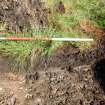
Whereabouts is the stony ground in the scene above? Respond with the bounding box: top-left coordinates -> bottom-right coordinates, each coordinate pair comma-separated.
0,60 -> 105,105
0,44 -> 105,105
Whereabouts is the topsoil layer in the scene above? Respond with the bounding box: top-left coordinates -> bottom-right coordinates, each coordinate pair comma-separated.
40,44 -> 105,69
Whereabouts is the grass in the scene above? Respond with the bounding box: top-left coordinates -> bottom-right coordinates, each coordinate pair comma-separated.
0,29 -> 63,71
0,0 -> 105,71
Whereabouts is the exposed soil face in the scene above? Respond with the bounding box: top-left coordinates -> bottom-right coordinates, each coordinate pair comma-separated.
46,44 -> 105,69
1,1 -> 105,104
79,20 -> 105,49
0,0 -> 49,32
0,44 -> 105,105
24,66 -> 105,105
0,73 -> 25,105
0,56 -> 10,72
0,66 -> 105,105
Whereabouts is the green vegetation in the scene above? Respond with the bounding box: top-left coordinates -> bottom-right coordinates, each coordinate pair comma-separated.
0,0 -> 105,70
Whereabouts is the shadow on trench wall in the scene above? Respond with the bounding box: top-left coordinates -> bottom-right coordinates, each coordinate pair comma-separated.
92,58 -> 105,93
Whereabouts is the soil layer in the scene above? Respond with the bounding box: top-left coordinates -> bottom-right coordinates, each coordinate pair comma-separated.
0,44 -> 105,105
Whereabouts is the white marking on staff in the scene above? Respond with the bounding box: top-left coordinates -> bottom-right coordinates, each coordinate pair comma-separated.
0,37 -> 6,40
51,38 -> 93,42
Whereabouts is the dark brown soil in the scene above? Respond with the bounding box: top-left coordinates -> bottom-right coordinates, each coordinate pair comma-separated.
24,66 -> 105,105
0,44 -> 105,105
0,65 -> 105,105
0,0 -> 49,33
1,1 -> 105,104
44,44 -> 105,69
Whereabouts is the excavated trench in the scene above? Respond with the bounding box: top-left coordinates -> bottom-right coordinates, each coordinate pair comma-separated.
0,44 -> 105,105
22,47 -> 105,105
1,1 -> 105,104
